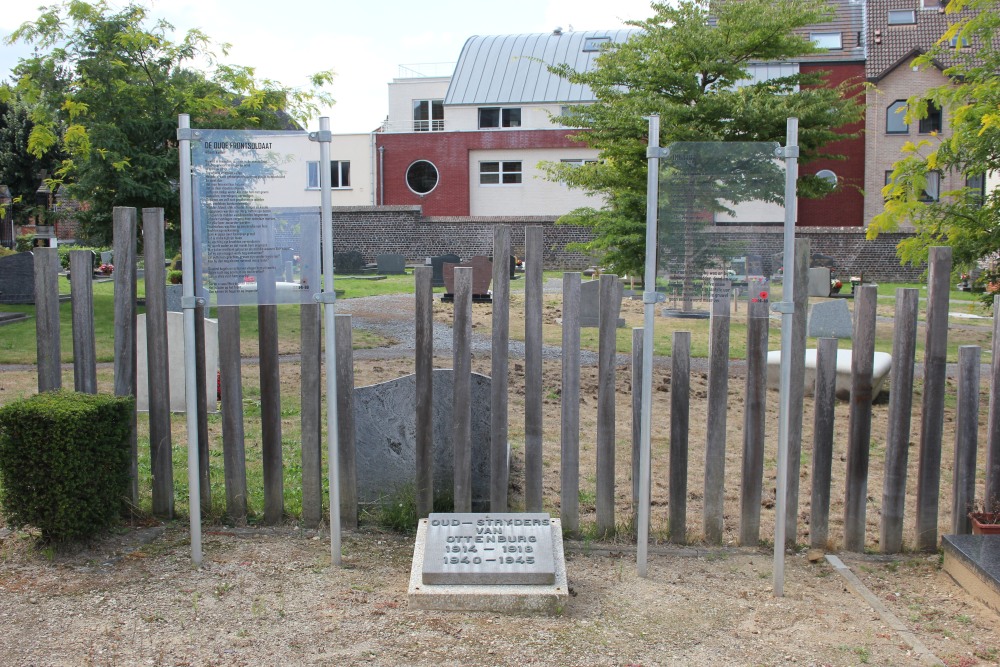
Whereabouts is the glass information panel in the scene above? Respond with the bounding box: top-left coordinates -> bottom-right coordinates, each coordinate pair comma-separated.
192,130 -> 321,306
657,142 -> 784,316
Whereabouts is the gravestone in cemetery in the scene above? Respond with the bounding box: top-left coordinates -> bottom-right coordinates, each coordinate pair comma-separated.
808,299 -> 853,339
376,253 -> 407,275
430,254 -> 461,287
408,512 -> 568,613
100,250 -> 113,266
580,279 -> 625,328
354,369 -> 495,509
334,250 -> 366,275
137,312 -> 220,412
442,256 -> 492,302
0,252 -> 35,304
808,267 -> 832,297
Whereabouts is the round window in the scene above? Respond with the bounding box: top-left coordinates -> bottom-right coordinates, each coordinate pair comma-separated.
406,160 -> 439,195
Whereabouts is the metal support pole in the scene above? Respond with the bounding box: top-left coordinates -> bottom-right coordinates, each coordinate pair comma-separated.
177,114 -> 202,565
772,118 -> 799,596
637,114 -> 660,576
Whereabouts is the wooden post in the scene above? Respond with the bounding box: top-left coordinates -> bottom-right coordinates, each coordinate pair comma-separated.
524,226 -> 544,512
669,331 -> 691,544
739,279 -> 769,546
881,289 -> 919,553
259,303 -> 283,524
810,337 -> 838,550
843,284 -> 877,551
704,280 -> 731,544
596,274 -> 623,537
34,248 -> 61,392
952,346 -> 981,535
142,208 -> 173,518
336,314 -> 358,529
916,246 -> 951,551
784,238 -> 809,546
112,208 -> 138,503
195,304 -> 211,510
491,226 -> 511,511
218,306 -> 247,521
414,265 -> 434,518
986,295 -> 1000,505
69,250 -> 97,393
300,303 -> 323,528
632,327 -> 643,517
453,267 -> 473,512
560,272 -> 581,534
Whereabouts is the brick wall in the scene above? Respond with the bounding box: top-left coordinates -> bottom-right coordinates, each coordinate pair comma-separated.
333,207 -> 926,280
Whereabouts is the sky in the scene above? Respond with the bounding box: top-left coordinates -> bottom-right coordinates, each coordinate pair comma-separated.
0,0 -> 658,134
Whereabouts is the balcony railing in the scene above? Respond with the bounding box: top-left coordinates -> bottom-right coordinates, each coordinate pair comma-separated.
397,62 -> 455,78
378,119 -> 449,133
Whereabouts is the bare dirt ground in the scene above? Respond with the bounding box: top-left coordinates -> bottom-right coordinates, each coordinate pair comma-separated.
1,289 -> 998,666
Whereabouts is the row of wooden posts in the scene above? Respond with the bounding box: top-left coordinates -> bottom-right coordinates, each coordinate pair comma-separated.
32,207 -> 1000,551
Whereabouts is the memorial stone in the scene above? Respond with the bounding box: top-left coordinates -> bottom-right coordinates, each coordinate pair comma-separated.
808,267 -> 832,297
421,513 -> 556,585
137,312 -> 220,412
430,254 -> 461,287
580,279 -> 625,328
442,256 -> 492,302
100,250 -> 113,266
376,253 -> 407,275
0,252 -> 35,304
808,300 -> 853,339
334,250 -> 366,275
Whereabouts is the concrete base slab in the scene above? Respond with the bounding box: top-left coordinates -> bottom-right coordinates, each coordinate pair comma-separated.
408,518 -> 569,614
766,348 -> 892,401
942,534 -> 1000,614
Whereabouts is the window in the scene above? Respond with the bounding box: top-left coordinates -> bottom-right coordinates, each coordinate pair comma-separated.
479,161 -> 522,185
886,100 -> 908,134
888,9 -> 916,25
966,173 -> 985,205
406,160 -> 438,195
810,32 -> 843,49
413,99 -> 444,131
479,107 -> 521,129
920,171 -> 942,202
918,102 -> 942,134
583,36 -> 611,52
307,160 -> 351,189
949,34 -> 970,48
560,158 -> 598,167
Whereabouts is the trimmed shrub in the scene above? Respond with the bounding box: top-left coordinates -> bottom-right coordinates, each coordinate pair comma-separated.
0,391 -> 134,542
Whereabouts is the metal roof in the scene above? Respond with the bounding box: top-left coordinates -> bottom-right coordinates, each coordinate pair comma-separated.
444,29 -> 639,106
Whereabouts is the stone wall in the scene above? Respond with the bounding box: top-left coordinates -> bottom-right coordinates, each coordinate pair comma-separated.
331,207 -> 925,280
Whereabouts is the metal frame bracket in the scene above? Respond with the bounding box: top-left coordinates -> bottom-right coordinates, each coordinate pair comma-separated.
771,300 -> 795,314
777,145 -> 800,159
314,291 -> 337,304
181,296 -> 206,309
309,130 -> 333,143
647,146 -> 670,159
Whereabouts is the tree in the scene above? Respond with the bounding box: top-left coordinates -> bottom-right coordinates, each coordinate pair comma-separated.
868,0 -> 1000,301
545,0 -> 865,277
0,95 -> 65,226
2,1 -> 333,246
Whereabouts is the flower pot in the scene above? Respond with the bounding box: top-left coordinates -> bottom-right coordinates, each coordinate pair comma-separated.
970,513 -> 1000,535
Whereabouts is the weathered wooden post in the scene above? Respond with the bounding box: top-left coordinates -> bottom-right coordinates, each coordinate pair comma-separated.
218,306 -> 247,521
34,248 -> 62,392
194,306 -> 211,510
987,295 -> 1000,505
916,246 -> 951,550
414,265 -> 433,518
336,314 -> 358,529
597,274 -> 623,537
881,288 -> 919,553
843,284 -> 877,551
704,280 -> 731,544
142,208 -> 173,518
632,328 -> 643,519
524,226 -> 544,511
491,226 -> 511,511
259,297 -> 283,525
739,278 -> 769,546
69,250 -> 97,393
810,337 -> 838,550
112,207 -> 138,503
453,267 -> 473,512
952,345 -> 981,535
783,238 -> 809,546
669,331 -> 691,544
300,302 -> 323,528
561,272 -> 582,534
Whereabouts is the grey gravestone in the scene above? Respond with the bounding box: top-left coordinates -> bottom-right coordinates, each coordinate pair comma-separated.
334,250 -> 366,275
807,299 -> 853,339
354,369 -> 493,509
811,252 -> 836,269
808,267 -> 832,297
421,513 -> 556,585
0,252 -> 35,304
165,283 -> 183,312
442,256 -> 492,301
376,253 -> 407,275
746,254 -> 765,279
100,250 -> 113,266
580,279 -> 624,328
430,254 -> 461,287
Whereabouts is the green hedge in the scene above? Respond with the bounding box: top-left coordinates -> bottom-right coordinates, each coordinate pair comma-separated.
0,391 -> 134,541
